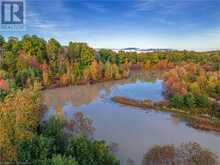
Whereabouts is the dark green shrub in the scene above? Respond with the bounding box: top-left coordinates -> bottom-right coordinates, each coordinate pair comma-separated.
15,68 -> 41,87
170,95 -> 185,108
17,134 -> 55,163
184,92 -> 196,108
66,136 -> 119,165
50,154 -> 78,165
40,117 -> 67,154
17,116 -> 119,165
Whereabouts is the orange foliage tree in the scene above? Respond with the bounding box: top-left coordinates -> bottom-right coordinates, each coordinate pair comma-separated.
90,60 -> 98,81
41,63 -> 50,86
0,83 -> 43,161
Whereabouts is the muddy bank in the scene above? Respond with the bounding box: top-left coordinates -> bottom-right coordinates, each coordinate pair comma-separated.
112,96 -> 153,108
111,96 -> 220,133
174,114 -> 220,133
111,96 -> 169,109
188,120 -> 220,133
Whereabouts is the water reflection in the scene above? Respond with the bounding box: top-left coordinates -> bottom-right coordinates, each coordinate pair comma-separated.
65,112 -> 96,138
42,84 -> 102,107
42,71 -> 162,107
170,114 -> 181,127
127,158 -> 135,165
42,71 -> 220,165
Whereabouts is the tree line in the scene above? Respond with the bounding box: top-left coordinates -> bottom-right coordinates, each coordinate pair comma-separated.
0,34 -> 220,164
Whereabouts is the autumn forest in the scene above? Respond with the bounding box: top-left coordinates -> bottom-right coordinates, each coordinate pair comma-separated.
0,35 -> 220,164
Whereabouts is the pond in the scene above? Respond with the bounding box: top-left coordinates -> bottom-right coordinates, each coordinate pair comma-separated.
42,71 -> 220,165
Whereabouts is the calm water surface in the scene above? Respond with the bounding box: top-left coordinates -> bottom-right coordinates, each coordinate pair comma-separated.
42,72 -> 220,165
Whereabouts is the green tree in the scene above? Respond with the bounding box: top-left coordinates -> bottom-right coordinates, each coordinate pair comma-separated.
1,51 -> 17,76
196,93 -> 209,108
117,51 -> 126,64
184,92 -> 195,108
99,49 -> 113,63
80,46 -> 95,67
40,116 -> 67,154
216,84 -> 220,96
68,42 -> 82,63
15,68 -> 41,87
68,42 -> 95,67
17,134 -> 55,163
22,35 -> 47,63
170,95 -> 185,108
47,38 -> 61,61
3,36 -> 21,55
190,82 -> 201,96
51,154 -> 78,165
47,38 -> 61,74
0,35 -> 5,47
66,136 -> 119,165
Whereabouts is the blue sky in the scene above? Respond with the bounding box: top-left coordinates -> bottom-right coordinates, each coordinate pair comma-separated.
1,0 -> 220,50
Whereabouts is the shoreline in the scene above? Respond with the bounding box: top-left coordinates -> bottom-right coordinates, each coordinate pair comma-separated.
41,69 -> 220,134
111,96 -> 220,133
41,69 -> 163,91
41,75 -> 130,90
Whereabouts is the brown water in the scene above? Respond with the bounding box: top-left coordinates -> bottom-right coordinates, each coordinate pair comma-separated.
42,72 -> 220,165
